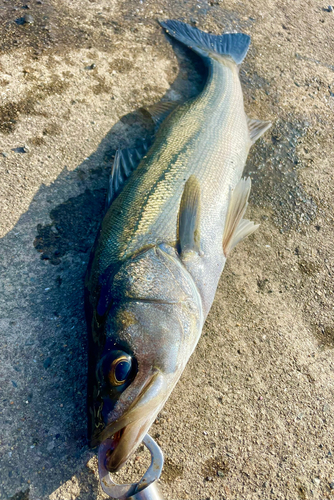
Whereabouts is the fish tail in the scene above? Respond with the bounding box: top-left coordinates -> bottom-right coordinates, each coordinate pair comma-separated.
160,20 -> 250,65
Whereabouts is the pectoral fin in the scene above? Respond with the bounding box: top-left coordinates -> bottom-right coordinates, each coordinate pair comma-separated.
223,177 -> 259,256
247,117 -> 271,144
179,175 -> 201,256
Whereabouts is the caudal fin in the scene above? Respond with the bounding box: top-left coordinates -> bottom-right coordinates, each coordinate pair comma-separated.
160,20 -> 250,65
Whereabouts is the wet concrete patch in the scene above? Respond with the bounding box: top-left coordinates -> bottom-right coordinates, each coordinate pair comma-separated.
201,455 -> 229,480
0,76 -> 68,134
0,1 -> 113,57
0,0 -> 253,137
0,0 -> 252,61
161,458 -> 184,483
313,323 -> 334,349
245,119 -> 317,232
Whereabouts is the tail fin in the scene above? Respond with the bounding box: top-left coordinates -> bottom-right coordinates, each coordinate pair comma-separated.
160,20 -> 250,65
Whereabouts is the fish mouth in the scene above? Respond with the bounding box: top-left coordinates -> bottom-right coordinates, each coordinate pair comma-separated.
97,372 -> 166,472
99,414 -> 155,472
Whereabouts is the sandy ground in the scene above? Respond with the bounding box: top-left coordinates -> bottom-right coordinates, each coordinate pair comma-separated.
0,0 -> 334,499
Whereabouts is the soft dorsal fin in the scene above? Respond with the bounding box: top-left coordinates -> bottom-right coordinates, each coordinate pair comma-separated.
222,177 -> 259,256
247,117 -> 272,144
179,175 -> 201,256
143,101 -> 178,128
106,141 -> 151,209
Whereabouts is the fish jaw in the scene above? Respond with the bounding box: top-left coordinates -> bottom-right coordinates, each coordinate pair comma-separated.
96,371 -> 172,472
101,409 -> 160,472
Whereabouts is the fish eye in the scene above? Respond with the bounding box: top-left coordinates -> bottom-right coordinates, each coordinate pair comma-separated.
108,354 -> 132,386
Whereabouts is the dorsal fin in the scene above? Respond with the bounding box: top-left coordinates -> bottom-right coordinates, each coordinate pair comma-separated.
247,117 -> 271,144
106,140 -> 151,209
179,175 -> 201,256
222,177 -> 259,256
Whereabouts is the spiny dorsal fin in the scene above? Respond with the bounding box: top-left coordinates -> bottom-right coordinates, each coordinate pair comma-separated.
222,177 -> 259,256
143,101 -> 178,128
247,116 -> 272,144
179,175 -> 201,256
106,140 -> 151,209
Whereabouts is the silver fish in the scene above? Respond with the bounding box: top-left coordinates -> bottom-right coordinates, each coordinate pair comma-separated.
85,20 -> 271,472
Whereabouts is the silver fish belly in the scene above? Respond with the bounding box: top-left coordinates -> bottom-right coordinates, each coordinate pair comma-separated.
85,19 -> 271,472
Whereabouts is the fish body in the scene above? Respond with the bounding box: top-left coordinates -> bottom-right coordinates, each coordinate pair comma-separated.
85,20 -> 271,472
93,59 -> 246,314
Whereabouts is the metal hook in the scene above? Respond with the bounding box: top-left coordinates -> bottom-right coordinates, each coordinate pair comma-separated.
98,434 -> 164,499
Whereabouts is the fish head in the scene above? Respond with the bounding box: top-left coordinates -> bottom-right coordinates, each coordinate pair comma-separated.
87,245 -> 203,472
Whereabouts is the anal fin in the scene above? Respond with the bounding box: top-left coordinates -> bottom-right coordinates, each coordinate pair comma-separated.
223,177 -> 259,256
179,175 -> 201,256
247,116 -> 271,144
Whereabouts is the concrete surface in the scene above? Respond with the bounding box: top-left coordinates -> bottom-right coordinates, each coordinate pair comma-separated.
0,0 -> 334,499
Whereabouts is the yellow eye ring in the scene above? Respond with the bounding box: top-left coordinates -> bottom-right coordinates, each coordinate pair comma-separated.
108,355 -> 131,386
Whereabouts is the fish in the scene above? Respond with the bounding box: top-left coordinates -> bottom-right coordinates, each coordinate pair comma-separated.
84,19 -> 271,473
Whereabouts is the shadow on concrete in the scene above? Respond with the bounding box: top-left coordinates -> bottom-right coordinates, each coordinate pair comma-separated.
0,42 -> 205,500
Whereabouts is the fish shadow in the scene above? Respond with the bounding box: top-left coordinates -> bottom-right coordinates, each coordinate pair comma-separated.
0,43 -> 205,499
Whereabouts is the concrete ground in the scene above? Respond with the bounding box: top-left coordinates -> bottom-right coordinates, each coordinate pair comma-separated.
0,0 -> 334,499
